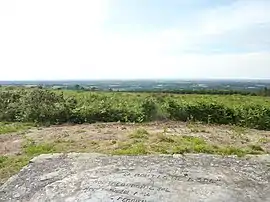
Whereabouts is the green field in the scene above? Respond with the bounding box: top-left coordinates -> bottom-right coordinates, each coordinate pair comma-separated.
1,89 -> 270,130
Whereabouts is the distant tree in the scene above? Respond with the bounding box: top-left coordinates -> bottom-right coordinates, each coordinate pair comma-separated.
265,87 -> 270,96
74,84 -> 81,90
6,86 -> 16,90
73,84 -> 86,90
90,87 -> 97,91
257,87 -> 270,96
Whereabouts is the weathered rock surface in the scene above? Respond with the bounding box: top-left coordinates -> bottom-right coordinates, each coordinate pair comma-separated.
1,153 -> 270,202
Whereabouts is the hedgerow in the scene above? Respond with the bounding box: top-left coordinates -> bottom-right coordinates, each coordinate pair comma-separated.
1,89 -> 270,130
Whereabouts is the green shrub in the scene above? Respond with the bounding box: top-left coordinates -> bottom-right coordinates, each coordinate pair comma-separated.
0,90 -> 23,121
0,89 -> 270,130
17,90 -> 74,124
141,98 -> 158,121
166,100 -> 189,121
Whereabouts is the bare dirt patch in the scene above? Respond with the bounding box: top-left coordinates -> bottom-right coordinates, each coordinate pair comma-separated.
1,122 -> 270,185
0,134 -> 24,156
1,122 -> 270,157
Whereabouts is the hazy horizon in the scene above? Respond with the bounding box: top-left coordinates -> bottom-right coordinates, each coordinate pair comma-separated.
1,0 -> 270,80
1,78 -> 270,82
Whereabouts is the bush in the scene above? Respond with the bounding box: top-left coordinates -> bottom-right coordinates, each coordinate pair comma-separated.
16,90 -> 75,124
0,89 -> 270,130
0,89 -> 75,124
166,99 -> 189,121
0,90 -> 23,121
141,98 -> 158,121
185,102 -> 237,124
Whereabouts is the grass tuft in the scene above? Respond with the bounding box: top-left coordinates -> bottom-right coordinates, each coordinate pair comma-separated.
155,133 -> 175,143
248,144 -> 264,152
0,156 -> 31,185
0,122 -> 34,135
24,144 -> 56,156
113,142 -> 148,155
129,128 -> 149,139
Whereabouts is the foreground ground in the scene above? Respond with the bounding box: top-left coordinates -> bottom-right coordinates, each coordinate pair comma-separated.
1,153 -> 270,201
0,121 -> 270,184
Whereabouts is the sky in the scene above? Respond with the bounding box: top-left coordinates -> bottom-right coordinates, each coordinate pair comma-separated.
0,0 -> 269,80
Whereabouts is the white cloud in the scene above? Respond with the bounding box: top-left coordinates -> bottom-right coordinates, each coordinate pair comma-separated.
156,0 -> 270,53
0,0 -> 17,17
200,0 -> 270,35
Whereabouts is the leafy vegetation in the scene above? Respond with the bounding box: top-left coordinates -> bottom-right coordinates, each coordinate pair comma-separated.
1,89 -> 270,130
122,89 -> 259,96
0,89 -> 270,129
0,122 -> 34,134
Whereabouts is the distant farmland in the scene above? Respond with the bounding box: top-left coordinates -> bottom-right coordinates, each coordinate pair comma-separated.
1,79 -> 270,92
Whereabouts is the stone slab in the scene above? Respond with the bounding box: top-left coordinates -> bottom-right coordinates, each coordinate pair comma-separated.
1,153 -> 270,202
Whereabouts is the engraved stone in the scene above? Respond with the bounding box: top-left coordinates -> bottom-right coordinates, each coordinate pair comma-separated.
0,153 -> 270,202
